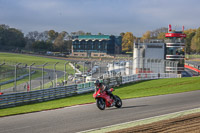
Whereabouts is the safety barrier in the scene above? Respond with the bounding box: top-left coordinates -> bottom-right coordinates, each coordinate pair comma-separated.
0,73 -> 178,109
185,64 -> 200,73
77,82 -> 95,94
0,85 -> 77,108
121,73 -> 177,84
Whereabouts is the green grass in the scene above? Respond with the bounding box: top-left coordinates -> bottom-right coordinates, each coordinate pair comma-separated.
0,65 -> 14,73
0,65 -> 29,83
0,52 -> 80,89
0,70 -> 43,90
186,54 -> 200,59
0,77 -> 200,117
34,75 -> 66,90
114,77 -> 200,99
0,52 -> 74,73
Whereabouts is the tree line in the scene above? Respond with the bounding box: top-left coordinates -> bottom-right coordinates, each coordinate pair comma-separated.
0,24 -> 200,54
121,27 -> 200,54
121,27 -> 168,53
0,24 -> 93,53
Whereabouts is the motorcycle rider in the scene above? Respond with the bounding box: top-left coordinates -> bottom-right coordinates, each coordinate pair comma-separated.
94,80 -> 115,102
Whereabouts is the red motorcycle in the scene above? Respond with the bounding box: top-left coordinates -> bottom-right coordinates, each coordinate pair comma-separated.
93,88 -> 122,110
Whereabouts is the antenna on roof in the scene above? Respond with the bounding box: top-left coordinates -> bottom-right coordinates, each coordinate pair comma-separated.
168,24 -> 172,32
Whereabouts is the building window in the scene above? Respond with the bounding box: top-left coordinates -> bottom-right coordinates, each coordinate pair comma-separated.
166,47 -> 185,55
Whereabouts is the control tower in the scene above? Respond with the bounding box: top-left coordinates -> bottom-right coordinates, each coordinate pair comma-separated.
165,24 -> 186,73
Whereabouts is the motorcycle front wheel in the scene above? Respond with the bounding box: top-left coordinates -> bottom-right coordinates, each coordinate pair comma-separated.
114,95 -> 122,108
96,98 -> 105,110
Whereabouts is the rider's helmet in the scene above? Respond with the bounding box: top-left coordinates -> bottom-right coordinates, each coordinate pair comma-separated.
95,80 -> 100,86
95,80 -> 102,87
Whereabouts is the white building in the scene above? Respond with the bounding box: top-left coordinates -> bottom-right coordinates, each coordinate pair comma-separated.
133,41 -> 165,74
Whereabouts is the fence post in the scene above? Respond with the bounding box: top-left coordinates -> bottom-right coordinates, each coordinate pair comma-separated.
42,63 -> 48,89
54,62 -> 59,87
64,62 -> 68,86
0,63 -> 5,92
29,63 -> 35,91
14,63 -> 21,92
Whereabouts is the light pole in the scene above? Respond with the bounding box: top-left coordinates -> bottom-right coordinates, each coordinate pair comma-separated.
54,62 -> 59,87
14,63 -> 21,92
42,63 -> 48,89
29,63 -> 35,91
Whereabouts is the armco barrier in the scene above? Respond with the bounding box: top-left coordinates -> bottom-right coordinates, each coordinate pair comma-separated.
103,76 -> 122,87
77,82 -> 95,94
0,85 -> 77,109
0,73 -> 178,109
121,73 -> 177,84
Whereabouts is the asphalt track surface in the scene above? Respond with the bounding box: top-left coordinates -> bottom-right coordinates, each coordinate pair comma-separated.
0,90 -> 200,133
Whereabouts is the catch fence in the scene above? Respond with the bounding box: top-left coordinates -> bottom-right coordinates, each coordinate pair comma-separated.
0,73 -> 178,109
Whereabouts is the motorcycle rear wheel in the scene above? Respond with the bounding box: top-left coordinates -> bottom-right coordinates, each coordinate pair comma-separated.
115,95 -> 122,108
96,98 -> 105,110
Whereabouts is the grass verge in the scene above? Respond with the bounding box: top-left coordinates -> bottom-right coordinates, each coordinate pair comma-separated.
0,77 -> 200,117
1,70 -> 43,90
0,52 -> 74,73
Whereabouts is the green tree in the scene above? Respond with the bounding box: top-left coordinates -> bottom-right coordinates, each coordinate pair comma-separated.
191,27 -> 200,53
151,27 -> 168,39
120,32 -> 125,38
48,30 -> 58,42
32,41 -> 53,51
122,32 -> 135,53
141,31 -> 151,41
157,32 -> 166,40
86,32 -> 92,35
184,29 -> 196,54
64,40 -> 72,54
98,32 -> 104,35
0,24 -> 25,50
53,31 -> 67,51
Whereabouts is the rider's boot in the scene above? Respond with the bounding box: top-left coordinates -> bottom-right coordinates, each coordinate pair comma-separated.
110,96 -> 116,106
111,101 -> 115,106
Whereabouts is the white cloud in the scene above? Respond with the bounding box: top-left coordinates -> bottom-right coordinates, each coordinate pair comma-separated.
0,0 -> 200,36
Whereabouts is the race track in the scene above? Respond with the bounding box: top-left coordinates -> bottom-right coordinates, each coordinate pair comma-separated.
0,90 -> 200,133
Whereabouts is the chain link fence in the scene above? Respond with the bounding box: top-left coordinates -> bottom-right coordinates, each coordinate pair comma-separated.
0,58 -> 179,94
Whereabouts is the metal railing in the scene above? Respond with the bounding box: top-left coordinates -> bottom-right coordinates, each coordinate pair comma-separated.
0,85 -> 78,109
0,58 -> 180,109
0,72 -> 178,109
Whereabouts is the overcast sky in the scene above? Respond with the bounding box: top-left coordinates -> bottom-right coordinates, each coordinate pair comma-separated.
0,0 -> 199,36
